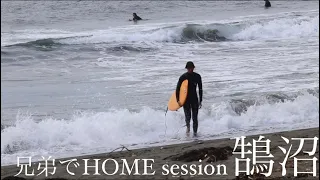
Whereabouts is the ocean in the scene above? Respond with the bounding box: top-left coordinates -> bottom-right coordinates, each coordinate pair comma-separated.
1,1 -> 319,165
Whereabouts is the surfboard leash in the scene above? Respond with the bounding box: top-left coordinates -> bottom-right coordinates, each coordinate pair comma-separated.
163,107 -> 168,137
163,107 -> 188,138
165,106 -> 168,117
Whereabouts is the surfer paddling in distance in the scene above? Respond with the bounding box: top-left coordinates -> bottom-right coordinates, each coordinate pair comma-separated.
176,61 -> 203,137
129,13 -> 142,22
265,0 -> 271,8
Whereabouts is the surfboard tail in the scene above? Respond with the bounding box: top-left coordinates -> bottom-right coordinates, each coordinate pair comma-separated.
167,80 -> 188,111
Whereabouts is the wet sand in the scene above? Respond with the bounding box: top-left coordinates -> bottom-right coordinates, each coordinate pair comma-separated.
1,127 -> 319,180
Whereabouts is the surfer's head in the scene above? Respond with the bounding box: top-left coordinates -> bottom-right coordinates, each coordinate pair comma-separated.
133,13 -> 137,17
185,61 -> 195,72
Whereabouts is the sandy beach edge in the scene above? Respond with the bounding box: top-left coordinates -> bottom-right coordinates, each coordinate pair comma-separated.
1,127 -> 319,180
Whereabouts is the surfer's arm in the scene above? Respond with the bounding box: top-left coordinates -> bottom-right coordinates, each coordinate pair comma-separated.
198,74 -> 203,103
176,76 -> 183,103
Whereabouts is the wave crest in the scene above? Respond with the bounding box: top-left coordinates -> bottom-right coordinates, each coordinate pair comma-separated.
3,12 -> 318,48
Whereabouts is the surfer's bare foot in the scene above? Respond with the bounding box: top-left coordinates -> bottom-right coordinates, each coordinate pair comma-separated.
193,132 -> 197,137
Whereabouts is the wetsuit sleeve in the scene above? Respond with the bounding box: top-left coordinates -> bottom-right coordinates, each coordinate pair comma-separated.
198,74 -> 203,103
176,76 -> 184,103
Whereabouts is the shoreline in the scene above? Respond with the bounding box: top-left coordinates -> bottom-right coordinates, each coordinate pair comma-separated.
2,125 -> 317,167
1,127 -> 319,179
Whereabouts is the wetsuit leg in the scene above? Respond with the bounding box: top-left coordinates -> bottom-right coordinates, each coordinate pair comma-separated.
183,103 -> 191,129
191,102 -> 199,133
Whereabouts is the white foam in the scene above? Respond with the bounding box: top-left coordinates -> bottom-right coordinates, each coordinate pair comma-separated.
231,15 -> 319,40
1,93 -> 318,165
1,29 -> 89,46
58,14 -> 319,44
2,11 -> 318,47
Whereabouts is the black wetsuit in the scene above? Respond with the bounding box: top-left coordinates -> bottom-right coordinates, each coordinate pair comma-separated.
133,15 -> 142,21
265,0 -> 271,8
176,72 -> 203,133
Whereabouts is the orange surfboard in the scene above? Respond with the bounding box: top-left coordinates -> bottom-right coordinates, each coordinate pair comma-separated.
168,80 -> 188,111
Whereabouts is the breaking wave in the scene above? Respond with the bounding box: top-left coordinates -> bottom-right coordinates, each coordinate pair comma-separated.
1,91 -> 319,165
2,12 -> 318,49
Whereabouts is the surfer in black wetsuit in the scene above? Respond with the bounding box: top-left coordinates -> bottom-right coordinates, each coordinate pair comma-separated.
131,13 -> 142,21
176,61 -> 203,137
265,0 -> 271,8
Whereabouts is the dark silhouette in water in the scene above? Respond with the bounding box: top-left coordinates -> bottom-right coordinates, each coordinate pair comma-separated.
130,13 -> 142,22
265,0 -> 271,8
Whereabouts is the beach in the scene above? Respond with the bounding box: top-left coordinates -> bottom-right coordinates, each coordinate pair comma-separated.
1,127 -> 318,180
